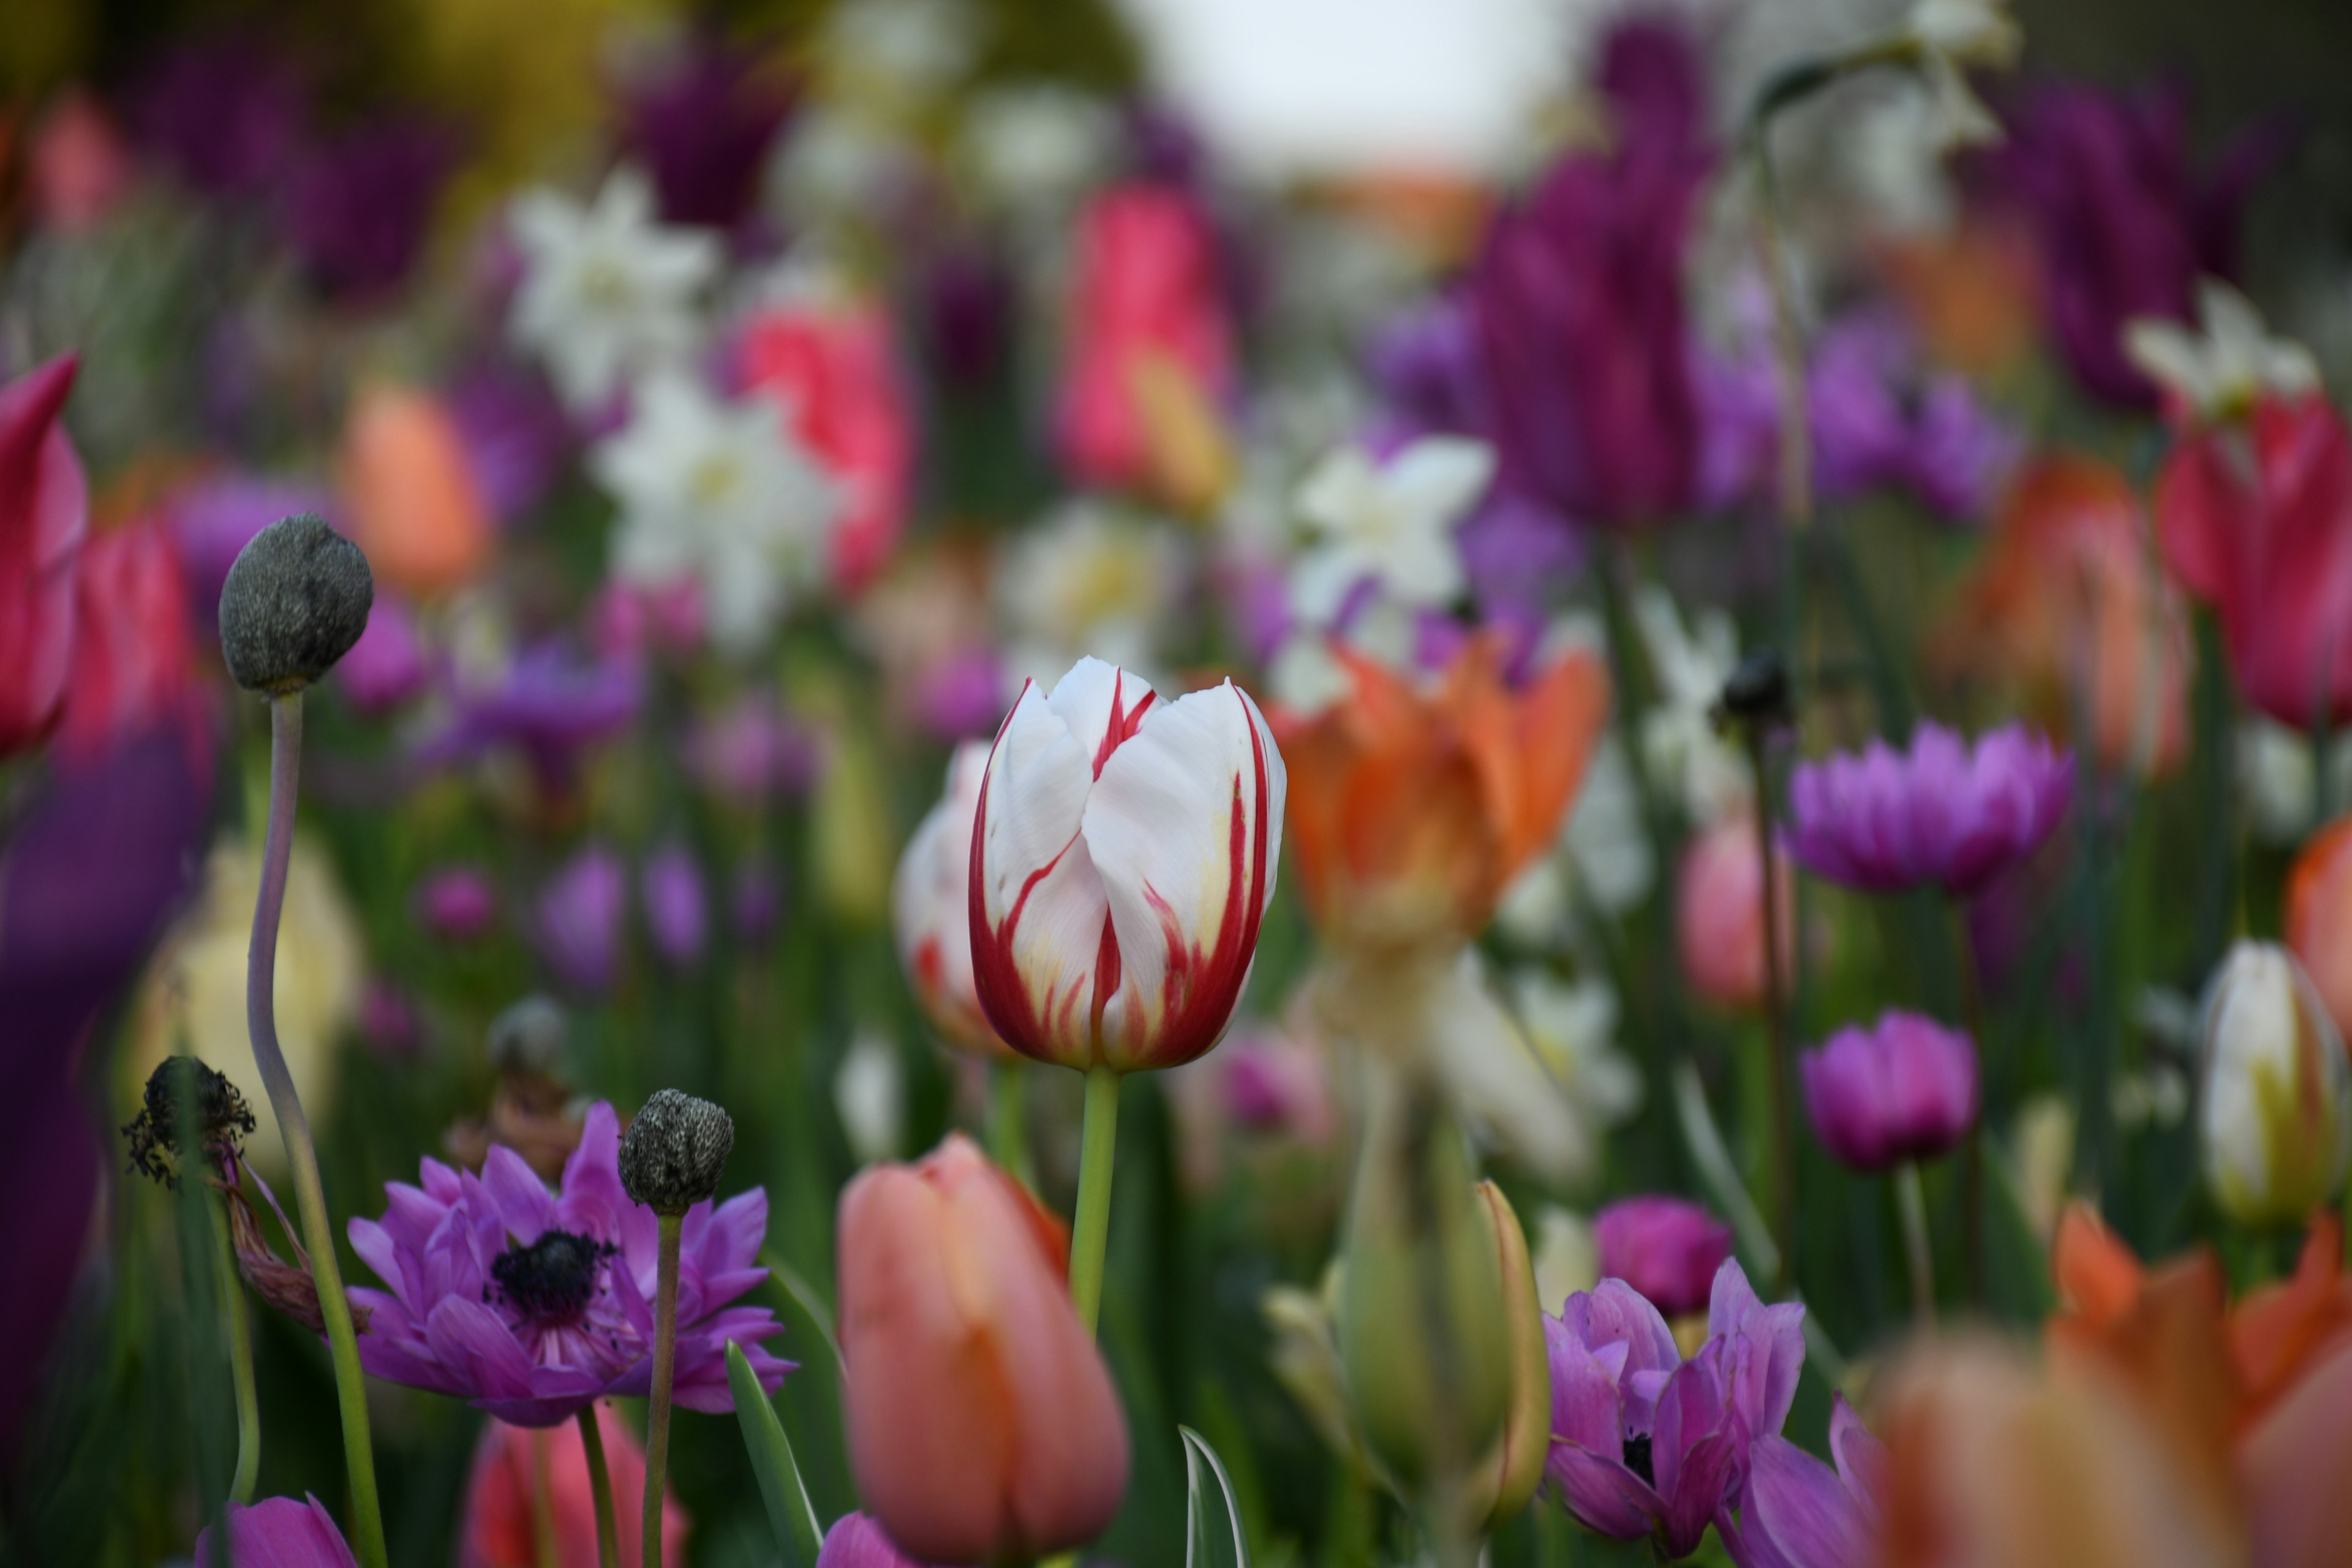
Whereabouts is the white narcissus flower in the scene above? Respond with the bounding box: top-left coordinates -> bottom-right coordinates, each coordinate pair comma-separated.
1287,436 -> 1493,624
998,501 -> 1189,685
1509,968 -> 1643,1131
961,84 -> 1115,214
892,739 -> 1009,1058
1905,0 -> 2022,151
2197,941 -> 2352,1227
508,167 -> 721,411
1422,951 -> 1590,1184
834,1028 -> 906,1164
590,373 -> 840,656
1633,586 -> 1749,826
2124,279 -> 2321,423
970,657 -> 1285,1073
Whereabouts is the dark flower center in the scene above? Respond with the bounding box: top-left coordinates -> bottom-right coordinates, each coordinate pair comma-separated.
1622,1433 -> 1655,1487
490,1229 -> 613,1324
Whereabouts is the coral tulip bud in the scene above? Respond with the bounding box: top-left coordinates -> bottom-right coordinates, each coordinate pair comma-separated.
217,514 -> 374,693
1676,811 -> 1795,1011
2286,815 -> 2352,1044
619,1089 -> 735,1215
1338,1073 -> 1512,1500
970,656 -> 1284,1073
1463,1181 -> 1550,1533
2198,941 -> 2352,1227
837,1135 -> 1128,1563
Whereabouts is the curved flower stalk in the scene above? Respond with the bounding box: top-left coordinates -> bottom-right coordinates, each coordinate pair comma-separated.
348,1102 -> 791,1425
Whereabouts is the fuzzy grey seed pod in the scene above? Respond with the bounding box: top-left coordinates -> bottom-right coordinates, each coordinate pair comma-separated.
218,514 -> 374,693
487,995 -> 568,1077
619,1089 -> 736,1215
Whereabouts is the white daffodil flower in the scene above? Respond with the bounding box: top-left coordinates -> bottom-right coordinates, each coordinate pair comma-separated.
2125,279 -> 2321,421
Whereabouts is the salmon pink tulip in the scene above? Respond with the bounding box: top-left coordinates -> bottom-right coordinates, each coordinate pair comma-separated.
837,1134 -> 1129,1564
339,382 -> 493,598
2286,814 -> 2352,1044
969,657 -> 1284,1074
458,1403 -> 687,1568
0,355 -> 86,758
1676,812 -> 1795,1012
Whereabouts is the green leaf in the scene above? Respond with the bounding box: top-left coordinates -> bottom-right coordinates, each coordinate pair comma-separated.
728,1340 -> 826,1568
761,1250 -> 846,1379
1180,1425 -> 1249,1568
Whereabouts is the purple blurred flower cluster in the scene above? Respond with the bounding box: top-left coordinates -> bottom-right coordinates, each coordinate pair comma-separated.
1801,1012 -> 1980,1172
349,1101 -> 790,1426
1545,1259 -> 1805,1558
1783,722 -> 2073,898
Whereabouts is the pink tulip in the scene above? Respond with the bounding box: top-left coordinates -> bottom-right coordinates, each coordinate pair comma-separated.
56,520 -> 204,762
1676,811 -> 1794,1011
893,740 -> 1010,1057
838,1134 -> 1129,1564
1592,1195 -> 1735,1317
458,1403 -> 687,1568
739,296 -> 914,595
0,355 -> 86,759
816,1512 -> 924,1568
194,1494 -> 360,1567
969,657 -> 1285,1074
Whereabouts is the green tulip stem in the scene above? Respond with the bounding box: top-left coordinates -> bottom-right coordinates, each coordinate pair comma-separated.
1068,1066 -> 1123,1336
578,1404 -> 619,1568
1895,1161 -> 1936,1327
643,1212 -> 684,1568
212,1194 -> 260,1506
989,1060 -> 1035,1192
249,691 -> 388,1568
1743,720 -> 1798,1298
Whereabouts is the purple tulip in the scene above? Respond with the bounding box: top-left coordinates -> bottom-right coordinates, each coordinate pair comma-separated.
1801,1012 -> 1980,1172
1716,1396 -> 1886,1568
1972,81 -> 2291,409
415,865 -> 499,942
641,843 -> 709,968
535,845 -> 627,993
817,1512 -> 925,1568
1593,1196 -> 1736,1317
279,118 -> 455,300
1471,17 -> 1713,530
126,36 -> 309,198
622,37 -> 794,232
1782,722 -> 2073,899
424,644 -> 641,792
921,244 -> 1015,392
336,594 -> 429,715
193,1494 -> 360,1567
1545,1259 -> 1804,1558
347,1102 -> 791,1426
1367,292 -> 1494,451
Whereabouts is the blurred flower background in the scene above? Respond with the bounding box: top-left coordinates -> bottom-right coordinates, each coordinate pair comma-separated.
5,0 -> 2352,1563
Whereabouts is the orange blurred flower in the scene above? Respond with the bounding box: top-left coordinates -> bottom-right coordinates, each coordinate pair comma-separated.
1938,453 -> 2189,778
340,382 -> 493,598
2285,814 -> 2352,1046
1273,639 -> 1609,952
1876,221 -> 2040,382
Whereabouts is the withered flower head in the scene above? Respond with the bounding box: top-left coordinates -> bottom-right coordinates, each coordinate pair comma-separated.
123,1057 -> 256,1188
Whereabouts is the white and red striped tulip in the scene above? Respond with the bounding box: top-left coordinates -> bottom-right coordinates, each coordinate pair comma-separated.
892,739 -> 1011,1058
969,656 -> 1284,1073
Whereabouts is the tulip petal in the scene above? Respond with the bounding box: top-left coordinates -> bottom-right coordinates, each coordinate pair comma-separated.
1084,679 -> 1284,1070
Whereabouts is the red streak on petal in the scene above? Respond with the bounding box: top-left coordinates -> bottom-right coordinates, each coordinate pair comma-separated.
968,682 -> 1086,1061
1091,669 -> 1156,780
1088,913 -> 1125,1062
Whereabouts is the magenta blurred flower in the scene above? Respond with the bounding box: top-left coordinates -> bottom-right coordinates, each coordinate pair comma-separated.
732,860 -> 784,946
589,578 -> 705,662
0,355 -> 86,760
1716,1395 -> 1885,1568
1471,17 -> 1713,530
1782,722 -> 2072,898
911,647 -> 1006,741
641,843 -> 709,968
127,36 -> 308,198
1972,81 -> 2290,409
1592,1196 -> 1736,1318
426,644 -> 641,791
1216,1028 -> 1332,1143
349,1101 -> 790,1426
535,845 -> 627,993
685,693 -> 818,802
622,38 -> 793,232
336,594 -> 429,715
1544,1260 -> 1804,1558
360,979 -> 421,1058
281,118 -> 455,301
417,865 -> 499,942
1800,1011 -> 1980,1172
447,366 -> 571,525
194,1494 -> 359,1568
816,1512 -> 922,1568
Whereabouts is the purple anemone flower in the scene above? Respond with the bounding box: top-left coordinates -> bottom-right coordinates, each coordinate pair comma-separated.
536,845 -> 627,993
1545,1259 -> 1804,1558
622,38 -> 794,233
194,1493 -> 360,1568
1716,1395 -> 1886,1568
424,644 -> 641,792
1593,1197 -> 1736,1319
1782,722 -> 2073,899
349,1102 -> 791,1426
1800,1012 -> 1979,1173
641,843 -> 709,968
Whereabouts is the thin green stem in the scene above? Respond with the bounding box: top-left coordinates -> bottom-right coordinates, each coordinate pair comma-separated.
988,1059 -> 1035,1192
1951,906 -> 1988,1306
578,1405 -> 619,1568
643,1212 -> 684,1568
1894,1161 -> 1936,1328
249,692 -> 386,1568
213,1194 -> 260,1506
1744,726 -> 1797,1297
1068,1066 -> 1123,1336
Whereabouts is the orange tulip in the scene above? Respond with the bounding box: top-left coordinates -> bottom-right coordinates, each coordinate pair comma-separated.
837,1134 -> 1128,1564
339,382 -> 492,598
2286,814 -> 2352,1046
458,1403 -> 687,1568
1273,638 -> 1608,951
1939,453 -> 2190,778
